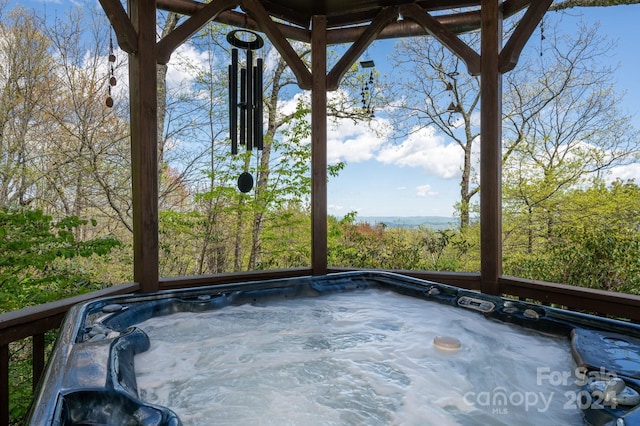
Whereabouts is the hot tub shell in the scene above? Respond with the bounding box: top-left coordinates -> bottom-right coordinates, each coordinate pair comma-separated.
27,271 -> 640,425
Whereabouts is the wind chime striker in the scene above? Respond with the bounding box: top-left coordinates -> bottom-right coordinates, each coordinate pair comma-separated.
228,30 -> 264,193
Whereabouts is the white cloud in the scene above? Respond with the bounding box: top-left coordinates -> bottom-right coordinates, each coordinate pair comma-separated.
416,184 -> 437,197
606,163 -> 640,182
327,117 -> 389,164
377,126 -> 462,179
278,92 -> 309,117
277,98 -> 392,165
166,42 -> 212,90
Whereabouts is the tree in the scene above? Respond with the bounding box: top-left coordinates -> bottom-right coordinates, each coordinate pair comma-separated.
0,7 -> 56,207
40,7 -> 133,237
390,35 -> 480,229
502,20 -> 640,256
389,13 -> 638,232
153,22 -> 360,275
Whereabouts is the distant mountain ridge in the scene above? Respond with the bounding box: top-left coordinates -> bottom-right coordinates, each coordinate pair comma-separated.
356,216 -> 456,230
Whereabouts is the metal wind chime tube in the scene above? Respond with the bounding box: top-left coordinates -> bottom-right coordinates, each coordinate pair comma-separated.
254,57 -> 263,150
227,30 -> 264,155
229,48 -> 238,154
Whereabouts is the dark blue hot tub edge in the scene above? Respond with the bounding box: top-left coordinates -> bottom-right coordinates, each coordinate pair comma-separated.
37,324 -> 182,426
54,389 -> 181,426
27,271 -> 640,426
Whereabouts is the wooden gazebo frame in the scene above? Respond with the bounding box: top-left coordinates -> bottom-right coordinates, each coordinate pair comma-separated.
92,0 -> 640,319
99,0 -> 551,293
3,3 -> 640,422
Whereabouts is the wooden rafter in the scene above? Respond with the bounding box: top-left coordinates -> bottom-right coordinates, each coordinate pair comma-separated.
399,3 -> 481,75
326,6 -> 398,91
157,0 -> 241,64
499,0 -> 553,72
242,0 -> 313,89
98,0 -> 138,54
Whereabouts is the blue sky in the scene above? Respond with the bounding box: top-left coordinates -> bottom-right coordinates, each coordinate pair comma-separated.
12,1 -> 640,219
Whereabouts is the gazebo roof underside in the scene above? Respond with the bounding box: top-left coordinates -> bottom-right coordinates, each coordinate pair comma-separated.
157,0 -> 532,44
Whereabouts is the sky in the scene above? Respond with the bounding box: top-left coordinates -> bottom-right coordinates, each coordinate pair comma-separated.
11,1 -> 640,219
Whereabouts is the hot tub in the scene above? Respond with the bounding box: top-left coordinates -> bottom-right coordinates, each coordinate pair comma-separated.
27,271 -> 640,425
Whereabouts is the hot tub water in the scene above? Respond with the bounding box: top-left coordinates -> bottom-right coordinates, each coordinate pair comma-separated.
134,289 -> 582,425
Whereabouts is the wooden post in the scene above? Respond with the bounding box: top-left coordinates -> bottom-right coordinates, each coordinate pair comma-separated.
480,0 -> 502,295
1,344 -> 8,426
32,333 -> 45,391
311,15 -> 328,276
128,0 -> 159,292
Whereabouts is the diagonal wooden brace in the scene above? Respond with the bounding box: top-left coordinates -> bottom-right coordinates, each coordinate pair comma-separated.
399,3 -> 481,76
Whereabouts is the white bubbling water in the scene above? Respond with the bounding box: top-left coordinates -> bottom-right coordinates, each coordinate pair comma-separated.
134,289 -> 583,425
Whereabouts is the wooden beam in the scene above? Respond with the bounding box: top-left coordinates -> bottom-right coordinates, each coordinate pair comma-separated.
157,0 -> 240,64
502,0 -> 534,16
157,0 -> 313,43
499,0 -> 552,72
480,0 -> 503,295
98,0 -> 138,54
500,276 -> 640,321
326,6 -> 397,91
399,3 -> 481,75
311,15 -> 328,276
242,0 -> 312,89
129,0 -> 160,293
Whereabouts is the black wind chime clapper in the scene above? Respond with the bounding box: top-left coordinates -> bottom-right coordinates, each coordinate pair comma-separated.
228,30 -> 264,193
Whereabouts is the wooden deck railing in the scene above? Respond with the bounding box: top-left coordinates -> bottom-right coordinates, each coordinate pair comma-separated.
3,268 -> 640,426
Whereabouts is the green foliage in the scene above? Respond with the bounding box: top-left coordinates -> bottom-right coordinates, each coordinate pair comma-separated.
506,224 -> 640,293
258,204 -> 311,269
327,214 -> 474,271
0,207 -> 121,313
504,180 -> 640,293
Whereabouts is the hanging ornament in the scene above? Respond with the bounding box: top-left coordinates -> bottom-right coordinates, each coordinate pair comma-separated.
359,60 -> 376,118
106,31 -> 116,108
445,79 -> 462,125
539,18 -> 545,57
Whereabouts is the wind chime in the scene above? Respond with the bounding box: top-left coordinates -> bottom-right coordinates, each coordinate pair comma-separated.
445,74 -> 462,125
539,18 -> 545,57
106,31 -> 116,108
228,29 -> 264,193
359,60 -> 376,118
